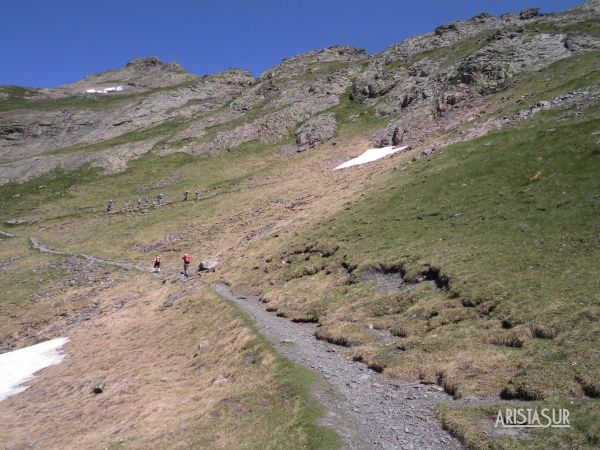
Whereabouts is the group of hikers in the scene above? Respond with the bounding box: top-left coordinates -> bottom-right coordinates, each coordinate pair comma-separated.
104,190 -> 206,277
153,253 -> 192,277
106,190 -> 202,212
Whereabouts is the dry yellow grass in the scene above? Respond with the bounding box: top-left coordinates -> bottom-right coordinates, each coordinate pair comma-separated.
0,274 -> 337,449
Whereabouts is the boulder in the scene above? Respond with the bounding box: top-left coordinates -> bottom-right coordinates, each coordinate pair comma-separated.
435,23 -> 459,35
295,113 -> 337,150
392,127 -> 405,146
564,34 -> 600,51
198,259 -> 220,272
470,12 -> 493,21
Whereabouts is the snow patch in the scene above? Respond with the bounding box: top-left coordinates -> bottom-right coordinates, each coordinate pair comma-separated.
0,337 -> 69,402
85,86 -> 123,94
333,145 -> 408,170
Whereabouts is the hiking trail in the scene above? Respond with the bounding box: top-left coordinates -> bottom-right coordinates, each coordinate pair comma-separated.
30,237 -> 152,274
29,237 -> 461,449
211,283 -> 460,450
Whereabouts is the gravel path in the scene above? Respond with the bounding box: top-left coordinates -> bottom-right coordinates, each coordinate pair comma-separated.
29,237 -> 461,448
211,283 -> 461,450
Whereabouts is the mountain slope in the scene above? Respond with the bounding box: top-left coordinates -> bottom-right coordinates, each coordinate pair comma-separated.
2,2 -> 599,184
1,1 -> 599,449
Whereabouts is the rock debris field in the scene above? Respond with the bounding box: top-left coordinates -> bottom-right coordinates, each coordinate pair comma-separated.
212,283 -> 461,450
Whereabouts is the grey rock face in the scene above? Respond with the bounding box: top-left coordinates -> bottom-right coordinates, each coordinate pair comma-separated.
564,33 -> 600,51
295,113 -> 338,150
0,68 -> 254,171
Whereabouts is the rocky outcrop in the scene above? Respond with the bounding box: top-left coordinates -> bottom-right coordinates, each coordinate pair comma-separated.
295,113 -> 337,150
63,56 -> 199,94
166,48 -> 360,155
519,8 -> 541,20
0,68 -> 254,163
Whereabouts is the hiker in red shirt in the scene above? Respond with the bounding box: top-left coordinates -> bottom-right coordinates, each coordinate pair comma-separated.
153,255 -> 161,273
182,253 -> 191,277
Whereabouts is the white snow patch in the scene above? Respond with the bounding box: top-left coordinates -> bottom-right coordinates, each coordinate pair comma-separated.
333,145 -> 408,170
0,337 -> 69,402
85,86 -> 123,94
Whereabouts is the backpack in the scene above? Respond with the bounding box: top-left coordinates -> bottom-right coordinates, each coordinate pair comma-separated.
184,255 -> 190,263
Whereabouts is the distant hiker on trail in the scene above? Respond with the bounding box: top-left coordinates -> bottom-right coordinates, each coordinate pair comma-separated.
137,198 -> 142,208
183,190 -> 189,201
107,200 -> 113,212
153,255 -> 161,273
127,200 -> 132,210
157,193 -> 163,206
145,196 -> 152,206
195,190 -> 200,201
182,253 -> 191,277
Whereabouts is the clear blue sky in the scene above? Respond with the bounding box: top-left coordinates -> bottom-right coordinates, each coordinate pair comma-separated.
1,0 -> 582,88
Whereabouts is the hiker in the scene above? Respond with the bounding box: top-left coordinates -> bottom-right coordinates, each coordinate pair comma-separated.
183,190 -> 189,201
107,200 -> 113,212
127,200 -> 132,210
157,193 -> 163,206
182,253 -> 191,277
145,196 -> 152,206
195,190 -> 200,201
137,198 -> 142,208
153,255 -> 161,273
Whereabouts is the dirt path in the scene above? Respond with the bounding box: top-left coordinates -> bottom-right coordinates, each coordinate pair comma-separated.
30,237 -> 153,273
28,237 -> 461,448
211,283 -> 461,450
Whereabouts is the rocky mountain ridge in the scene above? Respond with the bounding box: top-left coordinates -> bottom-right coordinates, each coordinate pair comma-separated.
1,0 -> 599,184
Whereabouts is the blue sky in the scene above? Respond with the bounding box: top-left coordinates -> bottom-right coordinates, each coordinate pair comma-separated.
1,0 -> 582,88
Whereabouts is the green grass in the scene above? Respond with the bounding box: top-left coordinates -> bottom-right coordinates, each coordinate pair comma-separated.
524,16 -> 600,36
410,30 -> 495,68
250,102 -> 600,407
297,60 -> 360,81
0,138 -> 296,267
382,29 -> 496,76
0,235 -> 128,344
1,165 -> 103,218
0,81 -> 196,112
0,85 -> 42,110
0,137 -> 286,221
45,117 -> 189,156
383,60 -> 407,72
563,17 -> 600,35
327,91 -> 389,137
216,302 -> 341,449
492,51 -> 600,114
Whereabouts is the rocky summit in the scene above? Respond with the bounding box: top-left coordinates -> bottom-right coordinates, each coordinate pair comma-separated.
1,1 -> 599,449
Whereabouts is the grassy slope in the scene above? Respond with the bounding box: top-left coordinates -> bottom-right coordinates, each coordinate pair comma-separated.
0,81 -> 196,113
0,140 -> 344,448
1,23 -> 599,450
215,54 -> 600,447
249,101 -> 600,395
0,271 -> 339,449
